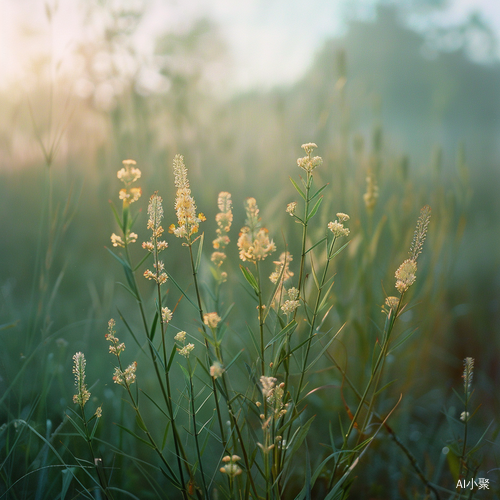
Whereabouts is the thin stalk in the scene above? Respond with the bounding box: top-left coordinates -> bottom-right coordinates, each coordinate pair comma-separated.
78,406 -> 114,500
328,297 -> 402,490
188,371 -> 209,498
187,242 -> 228,448
256,261 -> 266,376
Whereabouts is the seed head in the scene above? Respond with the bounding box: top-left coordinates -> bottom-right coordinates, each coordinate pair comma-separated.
395,259 -> 417,293
463,357 -> 474,393
72,352 -> 90,407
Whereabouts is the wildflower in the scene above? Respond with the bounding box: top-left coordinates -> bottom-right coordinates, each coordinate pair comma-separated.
117,159 -> 141,185
395,259 -> 417,293
212,192 -> 232,277
117,160 -> 142,206
119,187 -> 142,204
297,143 -> 322,173
260,376 -> 277,398
220,455 -> 242,478
336,212 -> 350,222
385,296 -> 399,310
328,218 -> 350,238
72,352 -> 90,407
210,362 -> 224,379
301,142 -> 318,154
286,202 -> 297,216
143,261 -> 168,285
171,154 -> 204,239
178,343 -> 195,357
463,357 -> 474,392
211,251 -> 226,267
110,233 -> 124,247
238,227 -> 276,262
281,286 -> 300,314
95,406 -> 103,418
460,411 -> 470,422
204,312 -> 221,329
113,362 -> 137,387
161,307 -> 173,323
106,319 -> 126,356
174,331 -> 187,343
237,198 -> 276,262
270,252 -> 294,285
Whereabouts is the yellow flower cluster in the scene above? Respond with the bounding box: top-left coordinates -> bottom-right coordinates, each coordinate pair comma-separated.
237,198 -> 275,263
117,159 -> 142,206
170,154 -> 205,239
110,159 -> 142,248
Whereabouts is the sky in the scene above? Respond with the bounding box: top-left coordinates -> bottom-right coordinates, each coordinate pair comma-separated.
1,0 -> 500,93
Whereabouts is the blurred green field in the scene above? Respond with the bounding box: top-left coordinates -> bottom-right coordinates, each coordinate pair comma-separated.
1,4 -> 499,499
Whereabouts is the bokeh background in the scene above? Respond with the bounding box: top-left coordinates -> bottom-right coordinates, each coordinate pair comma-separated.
1,0 -> 500,498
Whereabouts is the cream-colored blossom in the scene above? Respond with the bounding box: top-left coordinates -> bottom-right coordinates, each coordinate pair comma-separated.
301,143 -> 318,154
119,187 -> 142,204
270,252 -> 294,285
161,307 -> 173,323
178,343 -> 195,357
220,455 -> 242,477
143,261 -> 168,285
286,202 -> 297,216
110,233 -> 124,247
297,142 -> 322,173
395,259 -> 417,293
281,299 -> 300,314
211,251 -> 226,267
328,220 -> 350,238
113,362 -> 137,386
281,288 -> 300,314
260,376 -> 277,398
174,331 -> 187,343
210,361 -> 224,379
95,406 -> 102,418
238,228 -> 276,262
117,159 -> 141,185
171,155 -> 204,239
204,312 -> 221,329
336,213 -> 350,222
385,296 -> 399,310
106,319 -> 125,356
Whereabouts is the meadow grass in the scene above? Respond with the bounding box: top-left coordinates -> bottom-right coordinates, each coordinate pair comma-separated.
0,57 -> 496,499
